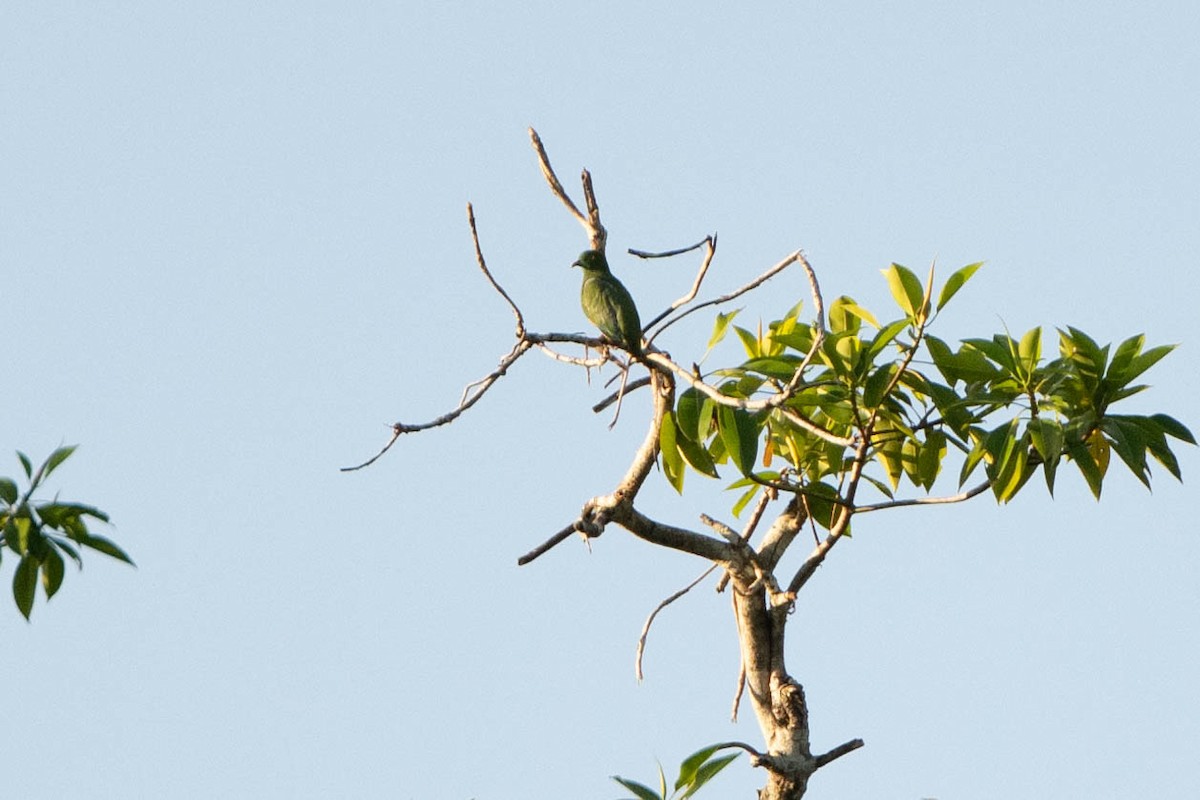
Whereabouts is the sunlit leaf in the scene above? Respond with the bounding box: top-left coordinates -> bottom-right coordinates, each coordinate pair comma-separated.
882,263 -> 924,318
936,261 -> 983,311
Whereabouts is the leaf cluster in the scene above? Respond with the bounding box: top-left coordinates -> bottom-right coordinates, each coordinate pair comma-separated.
0,447 -> 133,619
658,263 -> 1193,520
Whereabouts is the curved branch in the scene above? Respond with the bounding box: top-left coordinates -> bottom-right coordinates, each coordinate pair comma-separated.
467,203 -> 524,337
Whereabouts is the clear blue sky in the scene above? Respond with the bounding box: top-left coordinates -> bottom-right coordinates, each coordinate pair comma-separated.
3,3 -> 1198,798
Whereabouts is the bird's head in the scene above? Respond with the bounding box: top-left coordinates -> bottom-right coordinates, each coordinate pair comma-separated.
571,250 -> 609,273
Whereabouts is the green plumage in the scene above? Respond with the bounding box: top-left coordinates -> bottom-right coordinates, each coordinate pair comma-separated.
572,250 -> 643,355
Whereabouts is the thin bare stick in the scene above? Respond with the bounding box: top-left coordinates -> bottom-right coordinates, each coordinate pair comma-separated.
536,343 -> 609,368
592,376 -> 652,413
854,480 -> 991,513
467,203 -> 524,337
643,234 -> 718,336
342,339 -> 534,471
629,239 -> 711,259
652,249 -> 804,338
731,659 -> 746,722
635,563 -> 720,681
706,740 -> 766,760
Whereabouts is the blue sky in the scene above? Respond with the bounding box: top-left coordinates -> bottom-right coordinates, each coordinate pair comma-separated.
3,3 -> 1198,798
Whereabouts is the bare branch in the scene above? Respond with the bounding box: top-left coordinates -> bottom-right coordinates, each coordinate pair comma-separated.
635,563 -> 720,681
516,522 -> 577,566
591,375 -> 652,413
813,738 -> 866,769
342,338 -> 535,471
707,740 -> 767,761
731,659 -> 747,722
854,480 -> 992,513
529,127 -> 605,250
467,203 -> 524,337
652,249 -> 805,338
638,234 -> 718,335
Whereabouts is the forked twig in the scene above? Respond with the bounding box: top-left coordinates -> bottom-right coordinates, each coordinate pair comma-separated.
529,127 -> 606,250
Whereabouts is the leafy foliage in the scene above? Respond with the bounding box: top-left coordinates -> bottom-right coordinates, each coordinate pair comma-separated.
658,263 -> 1193,517
1,447 -> 133,619
613,744 -> 741,800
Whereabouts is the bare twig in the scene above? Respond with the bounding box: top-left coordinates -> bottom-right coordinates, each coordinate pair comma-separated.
652,249 -> 805,339
516,522 -> 577,566
467,203 -> 524,337
592,375 -> 652,413
731,659 -> 747,722
707,740 -> 767,761
813,738 -> 866,769
635,563 -> 720,681
854,480 -> 991,513
342,338 -> 535,471
628,239 -> 711,259
638,234 -> 719,336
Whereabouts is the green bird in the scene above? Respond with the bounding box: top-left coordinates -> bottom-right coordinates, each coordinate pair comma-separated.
572,249 -> 643,356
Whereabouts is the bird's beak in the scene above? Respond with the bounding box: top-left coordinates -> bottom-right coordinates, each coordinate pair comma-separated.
570,260 -> 581,269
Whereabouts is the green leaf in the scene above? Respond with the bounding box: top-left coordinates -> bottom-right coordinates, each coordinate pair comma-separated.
676,745 -> 723,791
13,554 -> 38,619
704,309 -> 741,356
41,546 -> 65,599
611,776 -> 663,800
862,363 -> 898,409
659,413 -> 686,493
882,263 -> 924,318
916,430 -> 946,490
1018,327 -> 1042,370
80,534 -> 135,566
936,261 -> 983,311
866,318 -> 911,360
730,483 -> 761,518
733,326 -> 761,359
718,406 -> 759,476
681,753 -> 740,799
0,478 -> 17,505
17,451 -> 33,479
1151,413 -> 1196,445
1102,418 -> 1151,488
1112,343 -> 1174,386
42,445 -> 78,480
676,429 -> 720,478
1065,437 -> 1104,499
